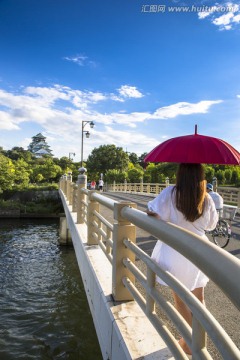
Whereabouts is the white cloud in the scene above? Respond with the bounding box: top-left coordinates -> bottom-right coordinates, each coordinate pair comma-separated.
117,85 -> 144,99
63,54 -> 97,67
198,2 -> 240,30
90,126 -> 159,155
24,86 -> 70,103
64,54 -> 88,66
0,84 -> 224,159
213,12 -> 234,28
233,13 -> 240,22
198,5 -> 219,19
0,111 -> 20,130
151,100 -> 222,119
0,87 -> 222,132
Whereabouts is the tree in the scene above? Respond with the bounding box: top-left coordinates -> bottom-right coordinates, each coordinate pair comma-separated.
231,168 -> 240,186
87,145 -> 129,174
57,156 -> 72,172
138,152 -> 148,168
216,170 -> 226,184
0,154 -> 15,192
128,152 -> 139,165
127,168 -> 144,182
105,169 -> 128,183
224,169 -> 232,184
30,159 -> 62,183
204,165 -> 215,183
13,158 -> 30,189
5,147 -> 34,162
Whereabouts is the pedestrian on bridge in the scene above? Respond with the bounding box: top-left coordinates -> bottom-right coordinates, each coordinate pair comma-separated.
98,178 -> 104,192
206,183 -> 224,216
147,163 -> 218,357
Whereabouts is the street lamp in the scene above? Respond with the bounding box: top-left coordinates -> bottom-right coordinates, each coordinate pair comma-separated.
81,121 -> 95,166
69,152 -> 76,160
213,176 -> 218,191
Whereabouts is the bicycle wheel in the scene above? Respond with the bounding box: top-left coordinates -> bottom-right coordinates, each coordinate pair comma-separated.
212,219 -> 231,248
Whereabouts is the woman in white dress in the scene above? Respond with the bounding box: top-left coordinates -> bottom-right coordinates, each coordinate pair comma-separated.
147,163 -> 218,356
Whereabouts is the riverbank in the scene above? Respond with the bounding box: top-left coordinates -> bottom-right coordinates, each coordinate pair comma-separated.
0,209 -> 65,218
0,189 -> 64,218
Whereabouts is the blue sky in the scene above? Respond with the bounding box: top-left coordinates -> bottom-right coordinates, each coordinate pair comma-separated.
0,0 -> 240,161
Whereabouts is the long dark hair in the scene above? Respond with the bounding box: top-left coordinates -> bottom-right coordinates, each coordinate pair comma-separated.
173,163 -> 206,222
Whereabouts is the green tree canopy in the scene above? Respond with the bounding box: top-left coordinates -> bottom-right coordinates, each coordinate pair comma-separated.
128,152 -> 139,165
127,167 -> 144,182
87,145 -> 129,174
138,152 -> 148,168
4,147 -> 34,162
0,154 -> 15,192
13,158 -> 30,189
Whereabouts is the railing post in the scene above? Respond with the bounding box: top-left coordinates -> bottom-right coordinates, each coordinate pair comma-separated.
59,176 -> 64,191
191,316 -> 207,356
72,184 -> 78,212
147,182 -> 150,194
165,177 -> 169,188
146,267 -> 155,315
66,172 -> 72,201
112,202 -> 137,301
69,183 -> 74,206
113,180 -> 116,192
62,174 -> 67,195
124,179 -> 127,192
76,168 -> 87,224
140,178 -> 143,193
87,191 -> 99,245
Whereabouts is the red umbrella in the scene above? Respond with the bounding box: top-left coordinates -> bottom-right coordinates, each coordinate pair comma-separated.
144,125 -> 240,165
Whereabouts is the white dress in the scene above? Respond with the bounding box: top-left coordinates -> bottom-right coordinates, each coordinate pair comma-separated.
148,186 -> 218,291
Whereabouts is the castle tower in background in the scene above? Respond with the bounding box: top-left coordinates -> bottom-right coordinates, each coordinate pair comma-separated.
28,133 -> 53,157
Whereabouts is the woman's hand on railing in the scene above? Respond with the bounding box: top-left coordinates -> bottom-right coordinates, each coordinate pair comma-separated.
146,210 -> 160,218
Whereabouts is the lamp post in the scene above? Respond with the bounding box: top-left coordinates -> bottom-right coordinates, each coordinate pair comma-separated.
69,152 -> 76,160
213,176 -> 218,192
81,121 -> 94,167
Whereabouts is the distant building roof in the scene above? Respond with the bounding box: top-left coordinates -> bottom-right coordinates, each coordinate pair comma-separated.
28,133 -> 53,157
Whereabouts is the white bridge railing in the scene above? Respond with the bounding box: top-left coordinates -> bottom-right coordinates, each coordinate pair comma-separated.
107,181 -> 240,208
60,175 -> 240,360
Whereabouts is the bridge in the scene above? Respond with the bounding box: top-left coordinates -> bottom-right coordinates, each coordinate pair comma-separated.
59,172 -> 240,360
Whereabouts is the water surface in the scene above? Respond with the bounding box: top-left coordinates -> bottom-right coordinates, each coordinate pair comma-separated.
0,219 -> 102,360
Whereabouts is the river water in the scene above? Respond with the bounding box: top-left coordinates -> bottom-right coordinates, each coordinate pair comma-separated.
0,218 -> 102,360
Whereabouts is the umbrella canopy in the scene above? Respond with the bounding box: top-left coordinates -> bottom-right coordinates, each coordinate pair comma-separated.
144,125 -> 240,165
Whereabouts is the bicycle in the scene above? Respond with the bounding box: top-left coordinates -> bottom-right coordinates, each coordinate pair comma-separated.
206,207 -> 236,248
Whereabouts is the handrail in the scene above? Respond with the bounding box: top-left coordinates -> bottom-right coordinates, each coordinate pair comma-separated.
122,239 -> 240,359
107,182 -> 240,208
59,177 -> 240,359
89,190 -> 240,358
91,191 -> 118,210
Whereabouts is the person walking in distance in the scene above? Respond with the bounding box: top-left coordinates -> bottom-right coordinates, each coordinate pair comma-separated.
90,180 -> 96,190
147,163 -> 218,357
98,178 -> 104,192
